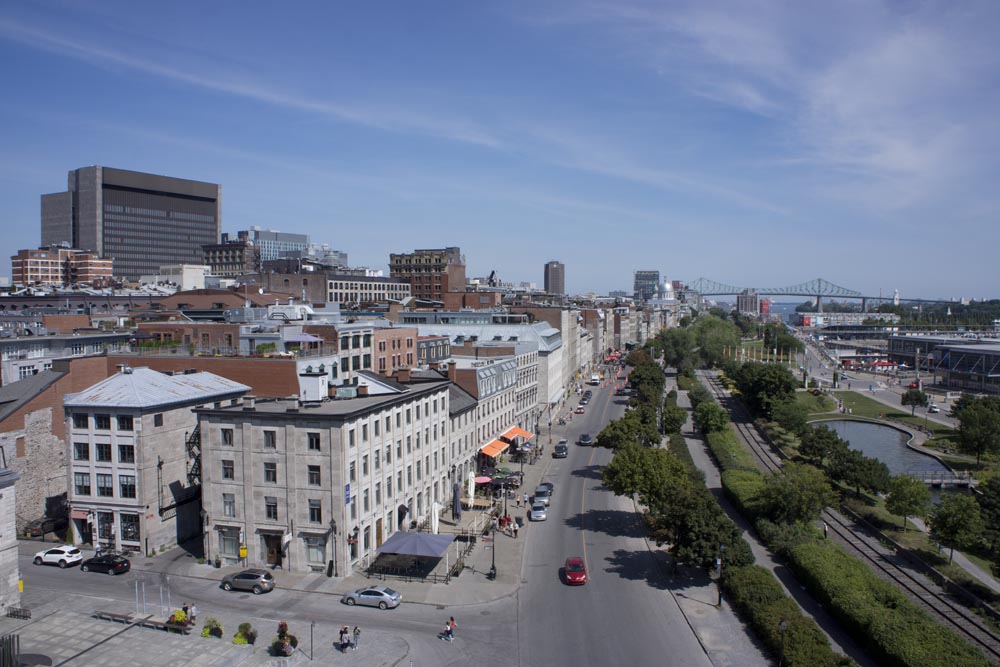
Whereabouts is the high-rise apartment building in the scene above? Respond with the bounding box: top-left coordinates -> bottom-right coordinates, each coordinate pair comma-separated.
633,270 -> 660,301
41,166 -> 220,280
737,289 -> 760,316
389,247 -> 466,302
543,260 -> 565,295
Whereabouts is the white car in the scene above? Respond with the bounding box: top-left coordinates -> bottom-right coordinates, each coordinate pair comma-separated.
33,545 -> 83,568
529,503 -> 548,521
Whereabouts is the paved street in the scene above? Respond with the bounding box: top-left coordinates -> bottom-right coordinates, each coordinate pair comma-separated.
2,371 -> 767,666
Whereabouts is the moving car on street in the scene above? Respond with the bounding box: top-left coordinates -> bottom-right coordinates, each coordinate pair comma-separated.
221,569 -> 276,594
532,486 -> 552,506
529,503 -> 548,521
80,554 -> 131,575
341,585 -> 401,609
578,433 -> 593,446
553,444 -> 568,458
575,406 -> 586,414
564,557 -> 587,585
33,545 -> 82,568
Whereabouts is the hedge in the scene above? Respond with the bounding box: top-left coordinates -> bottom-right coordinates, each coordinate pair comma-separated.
724,565 -> 850,667
721,468 -> 765,518
705,429 -> 758,472
788,540 -> 990,667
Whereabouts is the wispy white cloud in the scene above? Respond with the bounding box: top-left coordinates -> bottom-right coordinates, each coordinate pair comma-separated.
521,0 -> 1000,214
0,19 -> 503,149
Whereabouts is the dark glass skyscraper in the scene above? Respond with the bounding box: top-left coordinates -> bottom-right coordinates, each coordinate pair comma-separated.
633,270 -> 660,301
41,166 -> 221,279
544,260 -> 565,295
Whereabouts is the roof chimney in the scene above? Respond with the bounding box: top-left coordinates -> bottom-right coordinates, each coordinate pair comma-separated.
396,368 -> 411,383
447,360 -> 457,383
358,385 -> 369,397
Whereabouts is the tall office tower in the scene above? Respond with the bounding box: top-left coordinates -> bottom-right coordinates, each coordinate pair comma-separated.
389,247 -> 466,301
543,260 -> 565,295
41,166 -> 221,280
633,270 -> 660,301
737,289 -> 760,316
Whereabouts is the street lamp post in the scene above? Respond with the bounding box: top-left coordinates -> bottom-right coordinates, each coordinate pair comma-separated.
489,520 -> 498,580
716,544 -> 726,606
778,618 -> 788,666
329,519 -> 338,577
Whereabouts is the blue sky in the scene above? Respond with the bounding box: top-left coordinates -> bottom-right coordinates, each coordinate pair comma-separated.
1,1 -> 997,299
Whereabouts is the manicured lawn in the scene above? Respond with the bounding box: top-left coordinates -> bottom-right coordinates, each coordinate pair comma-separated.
795,389 -> 835,416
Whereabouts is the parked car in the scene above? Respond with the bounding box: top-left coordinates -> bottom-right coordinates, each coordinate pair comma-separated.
33,545 -> 83,568
928,403 -> 940,413
23,517 -> 68,538
578,433 -> 593,446
564,557 -> 587,585
553,444 -> 568,458
537,481 -> 555,494
575,406 -> 586,414
558,438 -> 569,446
529,503 -> 548,521
532,486 -> 552,506
80,554 -> 131,576
341,585 -> 401,609
221,569 -> 276,594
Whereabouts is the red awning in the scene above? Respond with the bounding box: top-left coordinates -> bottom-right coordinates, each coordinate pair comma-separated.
71,509 -> 89,520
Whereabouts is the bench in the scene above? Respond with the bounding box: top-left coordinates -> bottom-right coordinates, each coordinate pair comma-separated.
95,610 -> 136,624
5,606 -> 31,620
137,617 -> 192,635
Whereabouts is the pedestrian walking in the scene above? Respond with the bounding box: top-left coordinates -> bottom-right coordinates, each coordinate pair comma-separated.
353,626 -> 361,651
823,522 -> 829,539
448,617 -> 457,641
523,492 -> 528,506
189,603 -> 197,623
513,522 -> 519,539
339,626 -> 350,653
182,602 -> 189,619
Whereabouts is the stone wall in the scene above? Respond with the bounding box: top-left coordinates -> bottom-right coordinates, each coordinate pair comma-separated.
0,407 -> 68,531
0,470 -> 22,609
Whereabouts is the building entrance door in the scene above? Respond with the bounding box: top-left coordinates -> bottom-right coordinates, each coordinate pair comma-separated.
375,518 -> 383,548
264,534 -> 283,567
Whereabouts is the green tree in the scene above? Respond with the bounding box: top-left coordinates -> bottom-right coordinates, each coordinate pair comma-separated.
828,448 -> 890,498
885,475 -> 931,531
975,476 -> 1000,551
691,315 -> 741,368
732,362 -> 797,418
957,400 -> 1000,464
798,425 -> 846,466
758,463 -> 836,524
658,328 -> 696,373
770,397 -> 808,435
665,491 -> 755,569
694,401 -> 730,434
929,494 -> 984,564
661,405 -> 688,435
900,389 -> 929,416
602,444 -> 691,514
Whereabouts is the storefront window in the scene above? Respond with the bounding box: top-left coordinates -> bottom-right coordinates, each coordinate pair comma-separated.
219,528 -> 239,556
304,537 -> 326,564
98,511 -> 114,540
120,513 -> 140,542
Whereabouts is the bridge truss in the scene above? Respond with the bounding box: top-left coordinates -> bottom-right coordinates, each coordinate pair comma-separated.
688,277 -> 863,299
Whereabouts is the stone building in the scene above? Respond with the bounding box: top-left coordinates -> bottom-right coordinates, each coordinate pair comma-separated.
64,366 -> 250,554
0,466 -> 22,610
197,371 -> 451,574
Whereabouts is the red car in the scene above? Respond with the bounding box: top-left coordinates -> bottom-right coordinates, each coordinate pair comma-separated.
575,406 -> 585,414
564,557 -> 587,585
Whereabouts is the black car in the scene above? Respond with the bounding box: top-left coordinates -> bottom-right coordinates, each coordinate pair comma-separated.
553,444 -> 568,458
578,433 -> 593,446
80,554 -> 131,575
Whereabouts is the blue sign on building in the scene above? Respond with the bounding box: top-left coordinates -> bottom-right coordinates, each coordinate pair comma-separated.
345,483 -> 351,504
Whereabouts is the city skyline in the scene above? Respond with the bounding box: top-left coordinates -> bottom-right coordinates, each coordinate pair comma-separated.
1,2 -> 998,298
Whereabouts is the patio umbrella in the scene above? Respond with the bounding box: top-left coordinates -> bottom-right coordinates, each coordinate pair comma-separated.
496,467 -> 513,474
475,476 -> 492,484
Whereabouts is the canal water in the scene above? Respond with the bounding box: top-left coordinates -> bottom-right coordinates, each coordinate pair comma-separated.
816,419 -> 950,477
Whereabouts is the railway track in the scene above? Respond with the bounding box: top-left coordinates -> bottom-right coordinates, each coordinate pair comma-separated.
699,371 -> 1000,663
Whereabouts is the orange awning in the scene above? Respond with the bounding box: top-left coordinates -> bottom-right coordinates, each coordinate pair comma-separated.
501,426 -> 534,440
479,439 -> 510,458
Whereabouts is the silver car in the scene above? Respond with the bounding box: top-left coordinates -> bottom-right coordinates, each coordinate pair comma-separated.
532,487 -> 551,506
221,569 -> 276,594
529,503 -> 548,521
341,585 -> 401,610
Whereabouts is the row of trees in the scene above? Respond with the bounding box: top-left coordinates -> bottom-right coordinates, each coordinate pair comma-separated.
599,349 -> 754,570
